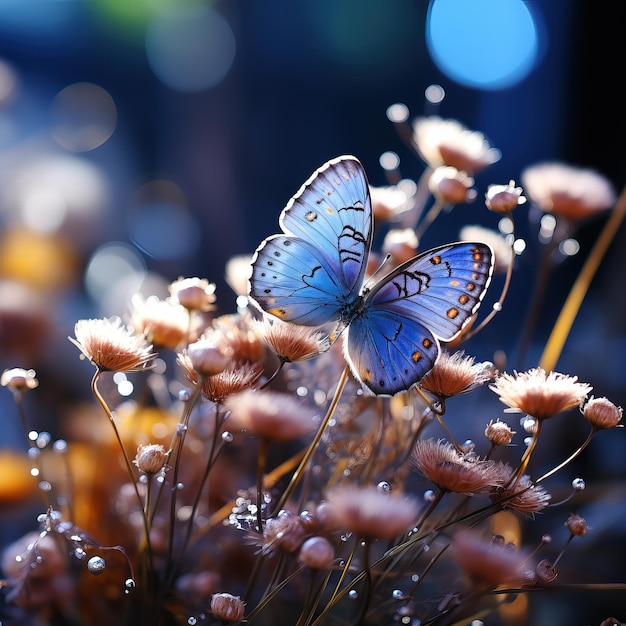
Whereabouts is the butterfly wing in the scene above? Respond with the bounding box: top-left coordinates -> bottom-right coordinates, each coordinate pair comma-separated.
249,156 -> 373,326
346,242 -> 494,395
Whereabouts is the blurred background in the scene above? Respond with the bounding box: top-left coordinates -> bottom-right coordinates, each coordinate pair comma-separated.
0,1 -> 624,622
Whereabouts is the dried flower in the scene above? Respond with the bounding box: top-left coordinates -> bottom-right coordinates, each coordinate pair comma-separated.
298,536 -> 335,569
168,276 -> 216,312
451,529 -> 531,587
210,592 -> 245,624
262,510 -> 308,554
225,389 -> 318,441
370,184 -> 412,221
1,367 -> 39,393
183,338 -> 231,377
179,355 -> 262,404
411,439 -> 501,495
582,396 -> 623,430
485,180 -> 527,214
252,316 -> 330,363
460,225 -> 512,273
129,294 -> 192,350
490,368 -> 592,421
322,485 -> 419,540
69,317 -> 156,372
428,166 -> 476,204
565,513 -> 589,537
419,350 -> 494,399
382,228 -> 419,265
412,116 -> 501,174
485,419 -> 516,446
133,443 -> 167,475
211,314 -> 265,364
490,468 -> 551,516
522,162 -> 616,221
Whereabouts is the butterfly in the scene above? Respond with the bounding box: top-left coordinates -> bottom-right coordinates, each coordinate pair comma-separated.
249,156 -> 494,396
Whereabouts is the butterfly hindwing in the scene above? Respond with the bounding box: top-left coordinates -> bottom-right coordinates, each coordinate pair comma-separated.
345,309 -> 440,396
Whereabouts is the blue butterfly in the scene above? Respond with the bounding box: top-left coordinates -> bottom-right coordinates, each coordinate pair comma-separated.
249,156 -> 494,396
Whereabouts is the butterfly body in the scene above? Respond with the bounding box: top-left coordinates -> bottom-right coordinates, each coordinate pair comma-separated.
249,156 -> 494,396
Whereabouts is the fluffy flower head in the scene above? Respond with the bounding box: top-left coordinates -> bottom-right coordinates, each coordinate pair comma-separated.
70,317 -> 156,372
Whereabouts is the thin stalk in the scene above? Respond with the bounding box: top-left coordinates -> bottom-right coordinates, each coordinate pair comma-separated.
415,198 -> 446,241
256,438 -> 270,531
273,364 -> 350,514
539,184 -> 626,371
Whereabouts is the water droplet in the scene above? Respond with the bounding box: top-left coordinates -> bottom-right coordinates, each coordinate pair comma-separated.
87,556 -> 106,575
348,589 -> 358,600
74,548 -> 87,560
221,431 -> 233,442
35,555 -> 43,564
392,589 -> 404,599
28,430 -> 39,441
377,481 -> 391,493
176,482 -> 184,490
423,490 -> 436,502
522,417 -> 536,433
178,389 -> 191,402
30,467 -> 40,477
386,102 -> 409,123
38,481 -> 52,492
572,477 -> 585,491
411,574 -> 419,582
523,436 -> 533,447
124,578 -> 136,594
492,302 -> 502,312
177,424 -> 188,435
139,474 -> 148,484
541,534 -> 552,544
188,617 -> 197,625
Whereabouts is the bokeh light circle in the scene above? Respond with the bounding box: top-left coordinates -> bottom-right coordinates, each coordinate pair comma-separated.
51,82 -> 117,151
145,5 -> 236,92
426,0 -> 540,90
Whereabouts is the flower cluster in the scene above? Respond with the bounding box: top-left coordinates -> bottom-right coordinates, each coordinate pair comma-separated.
0,106 -> 624,626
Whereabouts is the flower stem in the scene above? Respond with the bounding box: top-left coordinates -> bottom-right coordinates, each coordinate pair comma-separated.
539,184 -> 626,372
273,364 -> 350,514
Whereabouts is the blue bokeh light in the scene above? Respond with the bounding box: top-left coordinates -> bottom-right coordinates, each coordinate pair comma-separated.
426,0 -> 541,90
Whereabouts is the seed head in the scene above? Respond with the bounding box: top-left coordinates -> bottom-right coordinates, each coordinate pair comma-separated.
252,317 -> 330,363
428,166 -> 476,205
420,350 -> 493,399
485,180 -> 526,214
565,513 -> 589,537
411,439 -> 501,495
69,317 -> 156,372
490,368 -> 591,421
485,419 -> 516,446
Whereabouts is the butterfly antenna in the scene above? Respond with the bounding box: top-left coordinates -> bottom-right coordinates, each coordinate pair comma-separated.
363,254 -> 393,292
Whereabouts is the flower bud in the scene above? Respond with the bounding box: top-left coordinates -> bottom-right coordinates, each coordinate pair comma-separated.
484,419 -> 515,446
210,593 -> 245,624
583,396 -> 623,430
298,536 -> 335,569
1,368 -> 39,393
565,513 -> 589,537
134,444 -> 167,475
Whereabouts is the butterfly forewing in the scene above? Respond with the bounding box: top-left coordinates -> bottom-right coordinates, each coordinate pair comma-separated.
279,155 -> 373,296
250,235 -> 347,326
366,242 -> 494,341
